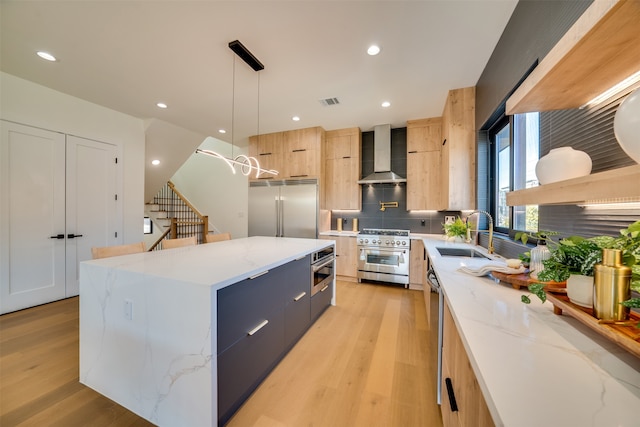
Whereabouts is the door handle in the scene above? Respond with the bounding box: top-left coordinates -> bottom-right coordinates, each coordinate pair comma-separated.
445,378 -> 458,412
49,234 -> 65,239
67,234 -> 83,239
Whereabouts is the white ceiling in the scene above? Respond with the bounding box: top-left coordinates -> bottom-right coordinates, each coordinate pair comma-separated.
1,1 -> 517,147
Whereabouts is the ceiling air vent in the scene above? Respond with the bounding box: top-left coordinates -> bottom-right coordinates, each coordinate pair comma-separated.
319,97 -> 340,106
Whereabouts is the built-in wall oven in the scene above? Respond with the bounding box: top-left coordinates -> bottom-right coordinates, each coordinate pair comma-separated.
357,229 -> 410,287
311,246 -> 334,296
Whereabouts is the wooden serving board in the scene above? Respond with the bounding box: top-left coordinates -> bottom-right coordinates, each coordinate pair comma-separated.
546,292 -> 640,359
490,270 -> 566,292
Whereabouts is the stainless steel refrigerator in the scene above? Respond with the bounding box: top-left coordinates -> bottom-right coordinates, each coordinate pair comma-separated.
248,180 -> 318,238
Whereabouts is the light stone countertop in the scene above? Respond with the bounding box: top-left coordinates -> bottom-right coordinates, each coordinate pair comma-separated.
422,237 -> 640,427
84,235 -> 334,289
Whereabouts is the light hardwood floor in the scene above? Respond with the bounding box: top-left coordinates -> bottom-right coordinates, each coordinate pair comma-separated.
1,281 -> 442,427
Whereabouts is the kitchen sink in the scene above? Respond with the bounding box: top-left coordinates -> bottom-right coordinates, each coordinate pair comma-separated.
436,247 -> 490,259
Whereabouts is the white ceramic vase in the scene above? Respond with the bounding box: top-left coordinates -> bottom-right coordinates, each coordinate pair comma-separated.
535,147 -> 592,185
566,274 -> 594,308
613,88 -> 640,164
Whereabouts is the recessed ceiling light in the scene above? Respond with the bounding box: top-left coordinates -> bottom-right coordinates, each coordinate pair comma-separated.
292,116 -> 300,121
156,102 -> 168,109
36,51 -> 57,62
151,159 -> 161,166
367,45 -> 381,56
218,129 -> 226,134
381,101 -> 391,108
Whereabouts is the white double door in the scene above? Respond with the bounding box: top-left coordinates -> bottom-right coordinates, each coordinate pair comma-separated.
1,121 -> 120,314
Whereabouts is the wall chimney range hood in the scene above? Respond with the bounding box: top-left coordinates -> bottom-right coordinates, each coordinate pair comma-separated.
357,124 -> 407,184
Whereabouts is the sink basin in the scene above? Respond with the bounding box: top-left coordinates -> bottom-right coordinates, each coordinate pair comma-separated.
436,247 -> 490,259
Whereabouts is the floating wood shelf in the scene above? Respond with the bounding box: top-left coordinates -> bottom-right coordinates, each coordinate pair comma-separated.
506,164 -> 640,206
506,0 -> 640,115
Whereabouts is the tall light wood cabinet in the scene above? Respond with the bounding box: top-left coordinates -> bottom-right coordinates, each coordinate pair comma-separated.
406,118 -> 442,211
440,87 -> 476,211
441,301 -> 494,427
324,127 -> 361,210
248,127 -> 325,181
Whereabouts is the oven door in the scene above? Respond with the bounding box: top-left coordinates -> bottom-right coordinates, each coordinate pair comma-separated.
358,248 -> 409,275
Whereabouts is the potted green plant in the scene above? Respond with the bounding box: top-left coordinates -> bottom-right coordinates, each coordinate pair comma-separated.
443,216 -> 470,242
521,220 -> 640,322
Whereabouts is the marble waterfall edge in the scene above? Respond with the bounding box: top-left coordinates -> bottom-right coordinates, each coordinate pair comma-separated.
79,263 -> 215,426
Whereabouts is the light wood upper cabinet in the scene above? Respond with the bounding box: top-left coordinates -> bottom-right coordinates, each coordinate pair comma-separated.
324,128 -> 361,211
249,132 -> 284,179
441,302 -> 494,427
249,126 -> 324,181
407,118 -> 442,211
285,127 -> 324,179
441,87 -> 476,211
506,0 -> 640,115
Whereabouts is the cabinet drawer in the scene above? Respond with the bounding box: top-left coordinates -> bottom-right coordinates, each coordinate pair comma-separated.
217,265 -> 287,353
217,309 -> 285,425
285,290 -> 310,348
311,281 -> 333,320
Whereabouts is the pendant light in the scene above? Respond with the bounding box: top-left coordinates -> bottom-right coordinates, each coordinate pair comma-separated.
196,40 -> 278,178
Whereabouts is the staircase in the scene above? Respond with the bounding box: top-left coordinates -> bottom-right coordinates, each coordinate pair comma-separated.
147,181 -> 209,250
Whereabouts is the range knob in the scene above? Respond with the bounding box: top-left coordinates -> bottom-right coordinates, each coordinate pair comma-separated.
396,240 -> 401,245
364,239 -> 369,244
376,239 -> 381,244
401,240 -> 406,245
385,239 -> 390,244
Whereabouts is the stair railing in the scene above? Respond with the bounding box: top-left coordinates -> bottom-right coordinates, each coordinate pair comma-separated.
149,181 -> 209,250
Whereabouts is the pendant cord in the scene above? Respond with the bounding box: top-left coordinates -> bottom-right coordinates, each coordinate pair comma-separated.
257,71 -> 261,138
231,55 -> 236,159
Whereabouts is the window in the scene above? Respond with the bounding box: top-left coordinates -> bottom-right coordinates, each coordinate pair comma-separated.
490,112 -> 540,234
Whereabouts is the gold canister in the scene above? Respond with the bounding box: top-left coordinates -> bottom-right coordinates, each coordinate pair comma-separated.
352,218 -> 359,232
593,249 -> 631,321
336,218 -> 343,232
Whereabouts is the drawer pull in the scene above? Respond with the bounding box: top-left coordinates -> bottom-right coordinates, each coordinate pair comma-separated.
293,292 -> 307,301
320,285 -> 329,293
247,319 -> 269,336
292,148 -> 307,152
445,377 -> 458,412
249,270 -> 269,280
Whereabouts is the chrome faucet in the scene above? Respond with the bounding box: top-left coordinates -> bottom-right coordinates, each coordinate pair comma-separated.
465,210 -> 494,254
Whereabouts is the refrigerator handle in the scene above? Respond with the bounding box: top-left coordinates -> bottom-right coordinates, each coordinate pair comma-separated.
279,199 -> 284,237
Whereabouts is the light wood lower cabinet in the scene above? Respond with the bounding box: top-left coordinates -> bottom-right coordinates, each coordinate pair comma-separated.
321,235 -> 357,279
441,301 -> 494,427
409,239 -> 426,287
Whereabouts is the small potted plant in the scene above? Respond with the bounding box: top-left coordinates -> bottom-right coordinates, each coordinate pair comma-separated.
443,216 -> 470,242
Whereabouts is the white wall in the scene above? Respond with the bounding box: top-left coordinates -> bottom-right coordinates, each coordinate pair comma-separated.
0,72 -> 145,244
171,137 -> 249,239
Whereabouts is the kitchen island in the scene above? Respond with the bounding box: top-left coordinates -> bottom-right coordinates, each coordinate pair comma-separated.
421,236 -> 640,426
79,236 -> 335,427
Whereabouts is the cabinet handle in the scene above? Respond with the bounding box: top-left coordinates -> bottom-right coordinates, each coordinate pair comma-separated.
293,291 -> 307,301
67,234 -> 83,239
320,285 -> 329,293
445,378 -> 458,412
259,152 -> 272,156
292,149 -> 306,152
342,156 -> 351,159
49,234 -> 65,239
408,150 -> 418,154
290,174 -> 308,178
442,139 -> 447,146
249,270 -> 269,280
247,319 -> 269,336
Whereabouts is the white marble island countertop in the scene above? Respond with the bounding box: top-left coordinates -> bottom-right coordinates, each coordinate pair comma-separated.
83,235 -> 334,289
422,237 -> 640,427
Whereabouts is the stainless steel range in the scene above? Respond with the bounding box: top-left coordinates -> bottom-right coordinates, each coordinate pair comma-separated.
357,228 -> 410,287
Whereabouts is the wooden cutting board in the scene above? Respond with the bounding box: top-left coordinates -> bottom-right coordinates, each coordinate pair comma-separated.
490,270 -> 566,291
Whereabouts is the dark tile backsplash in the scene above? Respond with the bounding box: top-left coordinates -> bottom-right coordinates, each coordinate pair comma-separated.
331,127 -> 460,234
